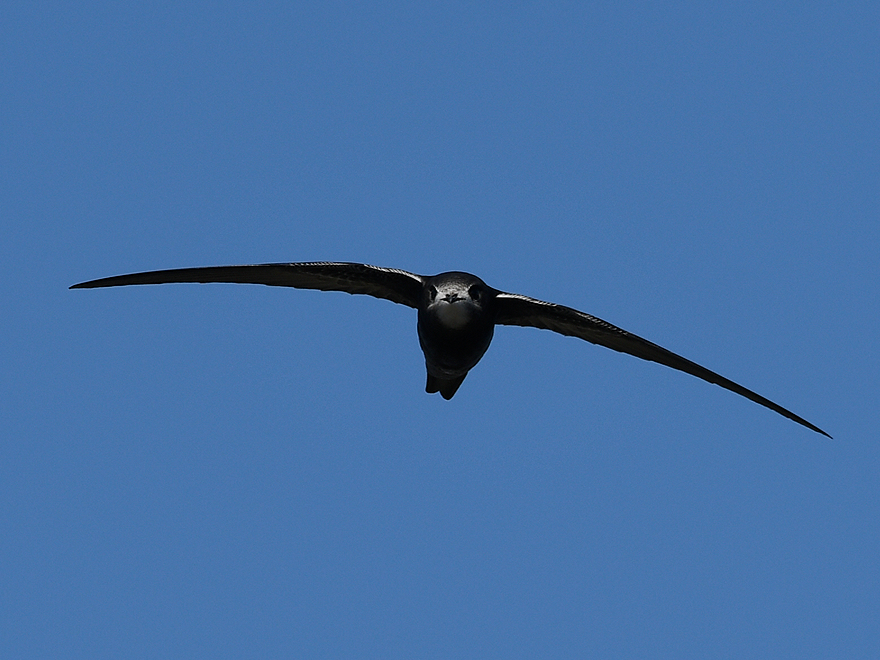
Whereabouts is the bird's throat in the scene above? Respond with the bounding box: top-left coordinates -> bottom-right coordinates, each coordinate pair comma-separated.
433,301 -> 472,330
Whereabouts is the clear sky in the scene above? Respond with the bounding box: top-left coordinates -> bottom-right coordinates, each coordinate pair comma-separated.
3,2 -> 877,658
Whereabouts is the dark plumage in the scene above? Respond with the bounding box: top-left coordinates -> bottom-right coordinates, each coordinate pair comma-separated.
71,261 -> 829,436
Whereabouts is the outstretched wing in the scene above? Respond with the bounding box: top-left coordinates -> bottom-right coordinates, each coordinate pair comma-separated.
71,262 -> 425,308
495,292 -> 829,437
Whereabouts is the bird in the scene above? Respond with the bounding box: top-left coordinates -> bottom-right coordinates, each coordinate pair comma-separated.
71,261 -> 829,437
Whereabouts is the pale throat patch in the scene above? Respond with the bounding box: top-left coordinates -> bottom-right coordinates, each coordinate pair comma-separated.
434,301 -> 472,329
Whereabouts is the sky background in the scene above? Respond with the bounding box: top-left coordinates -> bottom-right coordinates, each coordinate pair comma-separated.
2,2 -> 878,658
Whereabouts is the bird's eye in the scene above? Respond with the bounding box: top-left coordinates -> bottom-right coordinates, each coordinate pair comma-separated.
428,285 -> 438,301
468,285 -> 482,300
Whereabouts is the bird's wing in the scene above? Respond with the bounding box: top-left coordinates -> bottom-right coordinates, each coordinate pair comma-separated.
495,292 -> 829,437
71,262 -> 425,308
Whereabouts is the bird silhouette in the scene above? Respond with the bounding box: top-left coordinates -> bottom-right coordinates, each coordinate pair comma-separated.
71,261 -> 829,437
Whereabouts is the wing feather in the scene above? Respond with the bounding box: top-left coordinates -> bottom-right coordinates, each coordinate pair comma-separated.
71,262 -> 425,308
496,292 -> 829,437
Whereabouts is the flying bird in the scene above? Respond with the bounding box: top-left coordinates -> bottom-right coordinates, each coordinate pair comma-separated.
71,261 -> 829,436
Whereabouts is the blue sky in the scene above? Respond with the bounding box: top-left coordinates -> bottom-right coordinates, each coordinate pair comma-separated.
3,2 -> 878,657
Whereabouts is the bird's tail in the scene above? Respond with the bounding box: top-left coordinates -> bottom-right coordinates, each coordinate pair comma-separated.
425,373 -> 467,400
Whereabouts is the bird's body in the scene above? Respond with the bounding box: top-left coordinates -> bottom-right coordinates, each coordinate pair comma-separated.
417,272 -> 497,399
71,261 -> 829,436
